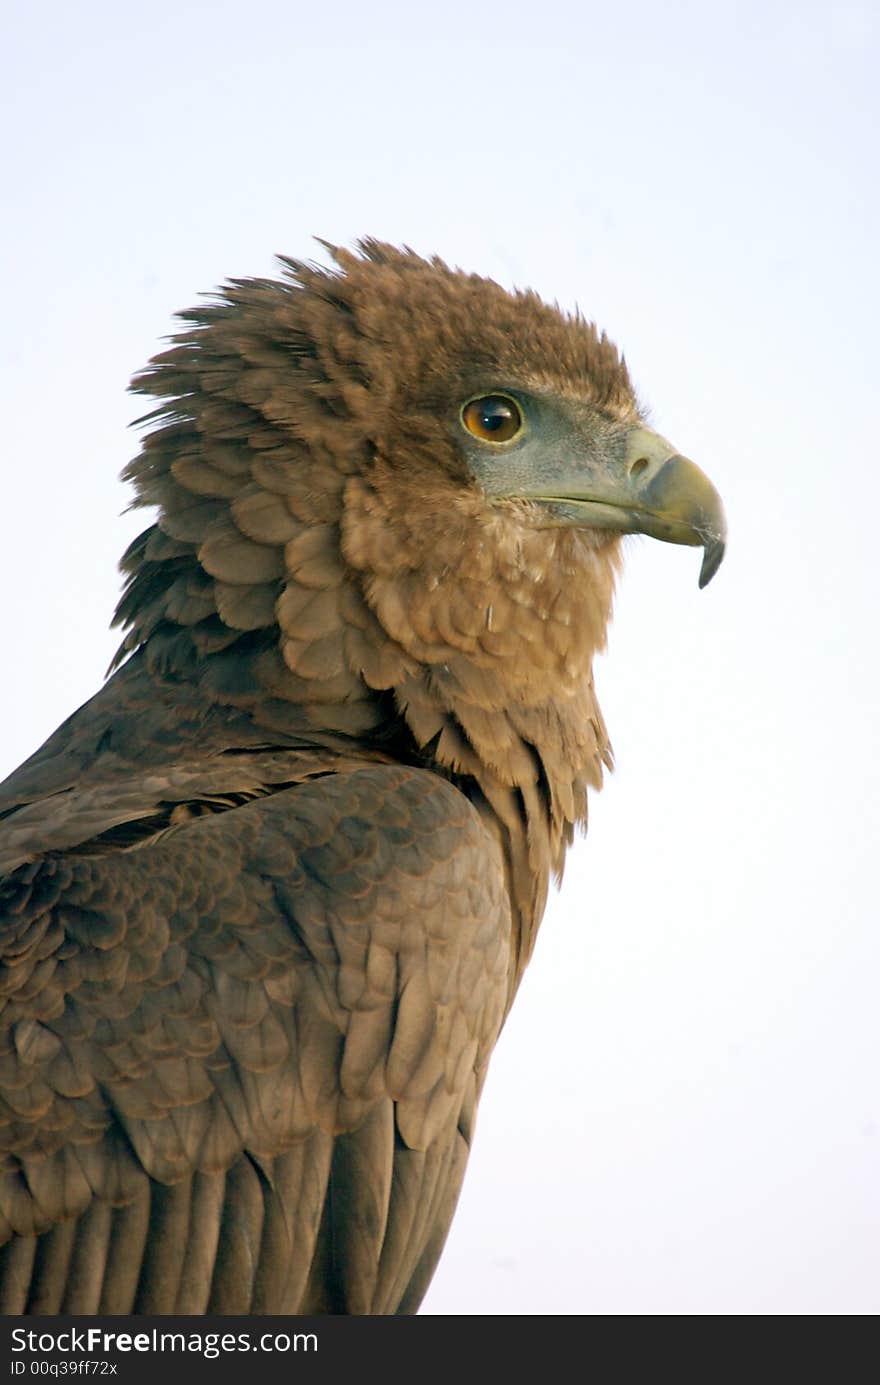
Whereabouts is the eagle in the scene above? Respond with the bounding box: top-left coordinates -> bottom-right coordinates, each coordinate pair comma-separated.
0,241 -> 725,1315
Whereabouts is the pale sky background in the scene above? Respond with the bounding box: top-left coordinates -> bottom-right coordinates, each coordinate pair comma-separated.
1,0 -> 877,1315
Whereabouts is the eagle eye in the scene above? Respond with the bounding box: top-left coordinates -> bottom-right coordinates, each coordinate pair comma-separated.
461,394 -> 523,444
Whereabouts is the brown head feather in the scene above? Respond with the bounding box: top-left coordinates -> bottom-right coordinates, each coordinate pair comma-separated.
116,241 -> 637,985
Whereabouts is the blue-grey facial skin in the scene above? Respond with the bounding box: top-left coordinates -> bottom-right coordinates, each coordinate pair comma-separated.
458,388 -> 726,587
459,388 -> 628,501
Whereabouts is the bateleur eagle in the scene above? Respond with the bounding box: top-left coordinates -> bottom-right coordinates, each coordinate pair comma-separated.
0,240 -> 725,1314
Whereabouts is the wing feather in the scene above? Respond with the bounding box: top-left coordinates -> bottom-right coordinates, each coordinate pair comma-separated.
96,1189 -> 151,1313
327,1099 -> 395,1314
0,763 -> 509,1313
176,1171 -> 226,1313
206,1158 -> 265,1313
133,1178 -> 193,1313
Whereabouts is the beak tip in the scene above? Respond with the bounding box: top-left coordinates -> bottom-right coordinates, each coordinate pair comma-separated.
698,538 -> 726,589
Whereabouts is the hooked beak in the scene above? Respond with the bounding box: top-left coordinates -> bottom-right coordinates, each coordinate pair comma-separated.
528,427 -> 727,588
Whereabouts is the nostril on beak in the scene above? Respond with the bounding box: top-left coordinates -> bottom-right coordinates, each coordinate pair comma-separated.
629,457 -> 650,480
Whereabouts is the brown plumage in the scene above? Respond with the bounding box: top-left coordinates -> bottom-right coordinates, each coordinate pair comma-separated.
0,240 -> 725,1314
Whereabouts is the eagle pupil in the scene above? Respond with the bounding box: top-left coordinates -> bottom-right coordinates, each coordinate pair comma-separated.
482,402 -> 510,431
